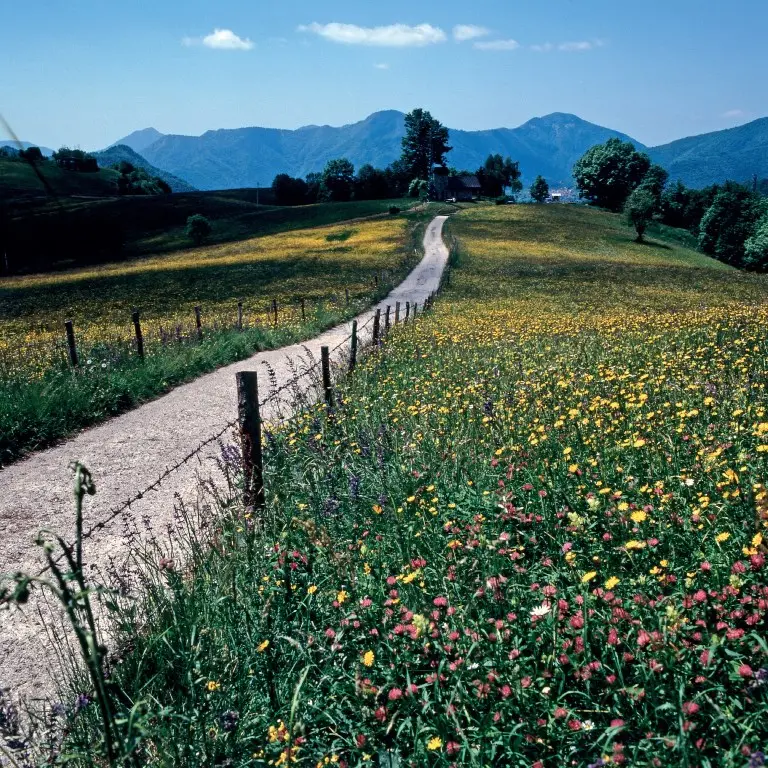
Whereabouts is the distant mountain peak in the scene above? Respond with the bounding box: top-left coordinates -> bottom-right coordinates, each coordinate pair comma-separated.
108,127 -> 165,154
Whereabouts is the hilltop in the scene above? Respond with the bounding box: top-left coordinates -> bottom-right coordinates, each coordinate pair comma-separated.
93,144 -> 196,192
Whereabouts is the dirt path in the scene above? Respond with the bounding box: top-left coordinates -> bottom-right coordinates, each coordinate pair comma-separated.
0,215 -> 450,700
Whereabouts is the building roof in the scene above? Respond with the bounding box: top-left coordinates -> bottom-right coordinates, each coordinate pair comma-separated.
447,175 -> 482,191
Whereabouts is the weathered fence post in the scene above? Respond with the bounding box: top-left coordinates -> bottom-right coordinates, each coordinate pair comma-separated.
349,320 -> 358,372
395,302 -> 400,325
405,301 -> 410,324
372,308 -> 381,346
194,306 -> 202,340
236,372 -> 265,510
132,309 -> 144,359
374,274 -> 378,288
237,301 -> 243,331
413,302 -> 418,320
64,320 -> 78,368
301,297 -> 306,322
321,346 -> 333,409
345,288 -> 350,307
385,305 -> 391,332
272,298 -> 278,326
446,268 -> 450,288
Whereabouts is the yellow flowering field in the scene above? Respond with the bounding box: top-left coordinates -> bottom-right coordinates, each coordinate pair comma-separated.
0,217 -> 409,379
66,205 -> 768,767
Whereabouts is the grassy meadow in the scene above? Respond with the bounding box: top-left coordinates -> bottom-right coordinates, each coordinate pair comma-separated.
0,207 -> 433,465
3,189 -> 411,275
52,204 -> 768,767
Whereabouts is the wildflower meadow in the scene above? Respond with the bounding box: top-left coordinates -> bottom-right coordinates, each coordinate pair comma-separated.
17,204 -> 768,767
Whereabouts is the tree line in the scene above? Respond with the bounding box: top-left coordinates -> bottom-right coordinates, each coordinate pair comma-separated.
571,137 -> 768,270
0,145 -> 171,197
271,109 -> 524,205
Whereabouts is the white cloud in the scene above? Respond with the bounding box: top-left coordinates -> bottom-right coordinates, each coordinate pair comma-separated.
183,28 -> 254,50
474,38 -> 520,51
530,39 -> 605,52
722,109 -> 745,118
298,22 -> 446,47
374,62 -> 390,69
559,41 -> 592,52
453,24 -> 490,42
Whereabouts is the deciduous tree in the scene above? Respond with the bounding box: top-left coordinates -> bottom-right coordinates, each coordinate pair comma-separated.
529,175 -> 549,203
320,158 -> 355,202
573,138 -> 651,211
625,186 -> 657,242
400,109 -> 451,182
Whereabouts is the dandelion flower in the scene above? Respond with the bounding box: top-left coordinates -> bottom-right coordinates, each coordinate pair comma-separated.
426,737 -> 443,751
362,650 -> 375,667
307,585 -> 318,595
206,680 -> 221,692
581,571 -> 597,584
257,640 -> 270,653
605,576 -> 620,590
630,510 -> 647,524
337,590 -> 349,604
715,532 -> 730,543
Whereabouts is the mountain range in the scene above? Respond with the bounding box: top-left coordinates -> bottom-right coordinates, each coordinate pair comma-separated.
14,111 -> 768,194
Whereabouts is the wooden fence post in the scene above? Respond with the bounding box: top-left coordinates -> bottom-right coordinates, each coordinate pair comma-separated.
374,274 -> 378,288
349,320 -> 358,372
236,372 -> 265,510
301,298 -> 306,322
405,301 -> 410,324
64,320 -> 78,368
372,308 -> 381,346
194,306 -> 202,340
321,346 -> 333,409
132,309 -> 144,359
272,298 -> 278,326
385,305 -> 391,332
237,301 -> 243,331
395,302 -> 400,325
413,302 -> 418,320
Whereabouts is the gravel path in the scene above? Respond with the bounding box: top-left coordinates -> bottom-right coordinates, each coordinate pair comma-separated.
0,215 -> 450,700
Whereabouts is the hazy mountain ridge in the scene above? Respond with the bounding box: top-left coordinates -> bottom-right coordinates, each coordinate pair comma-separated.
109,112 -> 768,192
93,145 -> 197,193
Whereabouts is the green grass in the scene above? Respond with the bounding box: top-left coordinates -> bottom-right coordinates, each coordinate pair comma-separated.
27,204 -> 768,767
3,188 -> 413,275
0,207 -> 442,466
0,156 -> 121,198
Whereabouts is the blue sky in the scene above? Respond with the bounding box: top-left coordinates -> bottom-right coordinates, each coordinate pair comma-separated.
1,0 -> 765,150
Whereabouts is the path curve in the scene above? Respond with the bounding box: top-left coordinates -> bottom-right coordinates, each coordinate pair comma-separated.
0,215 -> 450,699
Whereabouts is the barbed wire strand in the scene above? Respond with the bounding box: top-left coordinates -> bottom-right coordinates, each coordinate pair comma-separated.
27,300 -> 419,578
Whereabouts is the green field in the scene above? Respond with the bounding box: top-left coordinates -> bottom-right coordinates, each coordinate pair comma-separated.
0,156 -> 121,198
2,183 -> 411,274
0,204 -> 440,466
37,204 -> 768,767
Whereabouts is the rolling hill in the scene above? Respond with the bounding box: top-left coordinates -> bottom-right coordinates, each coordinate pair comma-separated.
647,118 -> 768,189
110,111 -> 768,192
93,145 -> 196,192
0,141 -> 54,157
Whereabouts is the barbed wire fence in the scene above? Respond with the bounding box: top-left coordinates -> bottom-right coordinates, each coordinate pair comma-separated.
29,293 -> 435,578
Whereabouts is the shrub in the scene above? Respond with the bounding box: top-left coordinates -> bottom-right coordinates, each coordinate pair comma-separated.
388,206 -> 400,215
185,214 -> 212,246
